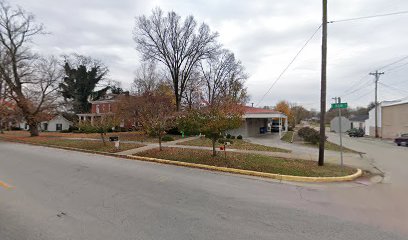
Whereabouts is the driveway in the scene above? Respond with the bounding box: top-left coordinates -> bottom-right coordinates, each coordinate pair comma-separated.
0,141 -> 407,239
326,132 -> 408,185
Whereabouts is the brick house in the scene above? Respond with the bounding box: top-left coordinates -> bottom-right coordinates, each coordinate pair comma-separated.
77,94 -> 134,130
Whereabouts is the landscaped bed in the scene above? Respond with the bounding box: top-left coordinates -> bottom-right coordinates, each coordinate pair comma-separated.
0,132 -> 144,153
135,147 -> 355,177
177,137 -> 290,153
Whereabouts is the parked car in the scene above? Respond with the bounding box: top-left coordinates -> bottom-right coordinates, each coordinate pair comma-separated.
394,133 -> 408,146
348,128 -> 364,137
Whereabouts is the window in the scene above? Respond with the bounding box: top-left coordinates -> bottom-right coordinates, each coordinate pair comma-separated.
43,123 -> 48,131
56,124 -> 62,131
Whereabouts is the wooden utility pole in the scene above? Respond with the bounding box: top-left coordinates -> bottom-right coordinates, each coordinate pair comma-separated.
369,70 -> 384,138
318,0 -> 328,166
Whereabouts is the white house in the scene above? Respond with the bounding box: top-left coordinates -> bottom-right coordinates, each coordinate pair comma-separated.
349,115 -> 368,130
19,115 -> 73,132
227,106 -> 288,138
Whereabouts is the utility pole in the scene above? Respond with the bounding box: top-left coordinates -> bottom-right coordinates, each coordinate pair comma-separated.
369,70 -> 384,138
318,0 -> 328,166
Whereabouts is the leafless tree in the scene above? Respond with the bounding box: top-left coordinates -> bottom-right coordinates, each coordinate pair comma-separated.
133,8 -> 219,110
182,70 -> 203,110
132,61 -> 162,94
0,1 -> 62,136
199,49 -> 248,105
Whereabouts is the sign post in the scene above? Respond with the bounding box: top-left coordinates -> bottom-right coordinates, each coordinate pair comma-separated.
331,99 -> 347,167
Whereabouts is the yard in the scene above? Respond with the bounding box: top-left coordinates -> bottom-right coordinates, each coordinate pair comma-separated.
135,147 -> 356,177
0,130 -> 181,143
281,131 -> 294,143
0,131 -> 144,153
177,137 -> 290,153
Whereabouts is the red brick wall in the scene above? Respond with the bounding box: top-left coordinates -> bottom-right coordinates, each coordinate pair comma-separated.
91,102 -> 115,114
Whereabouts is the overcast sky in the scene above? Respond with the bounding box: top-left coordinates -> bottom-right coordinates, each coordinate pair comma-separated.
13,0 -> 408,110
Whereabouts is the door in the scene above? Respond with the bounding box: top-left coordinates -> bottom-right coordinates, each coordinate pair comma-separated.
56,123 -> 62,131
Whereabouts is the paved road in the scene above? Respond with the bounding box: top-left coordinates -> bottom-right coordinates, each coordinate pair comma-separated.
0,142 -> 407,240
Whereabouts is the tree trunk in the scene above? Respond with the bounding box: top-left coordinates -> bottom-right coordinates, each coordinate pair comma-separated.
159,135 -> 162,151
28,122 -> 39,137
0,119 -> 4,134
212,138 -> 217,157
101,132 -> 106,145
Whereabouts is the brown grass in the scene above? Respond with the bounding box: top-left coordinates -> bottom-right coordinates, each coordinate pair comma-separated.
135,147 -> 355,177
0,131 -> 144,153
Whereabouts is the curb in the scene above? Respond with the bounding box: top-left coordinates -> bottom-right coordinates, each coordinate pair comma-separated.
1,139 -> 363,183
127,155 -> 363,183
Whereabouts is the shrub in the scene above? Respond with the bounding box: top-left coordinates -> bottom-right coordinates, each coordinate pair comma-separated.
297,127 -> 326,144
60,129 -> 71,133
167,127 -> 182,135
226,133 -> 231,139
230,135 -> 236,139
162,135 -> 174,142
237,135 -> 243,140
10,126 -> 22,131
218,138 -> 226,144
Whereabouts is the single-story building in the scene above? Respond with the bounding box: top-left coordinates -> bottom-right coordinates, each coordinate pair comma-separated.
330,116 -> 351,133
227,106 -> 288,138
365,99 -> 408,138
19,115 -> 73,132
381,100 -> 408,139
349,115 -> 368,130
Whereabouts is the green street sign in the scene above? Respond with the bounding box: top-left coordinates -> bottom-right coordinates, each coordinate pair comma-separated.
331,103 -> 348,109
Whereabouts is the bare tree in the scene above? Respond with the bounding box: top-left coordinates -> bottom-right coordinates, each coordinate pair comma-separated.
133,8 -> 219,110
132,61 -> 162,94
182,70 -> 203,110
199,49 -> 248,105
0,1 -> 62,136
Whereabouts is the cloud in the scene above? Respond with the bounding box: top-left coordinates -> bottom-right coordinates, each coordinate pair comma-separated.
12,0 -> 408,109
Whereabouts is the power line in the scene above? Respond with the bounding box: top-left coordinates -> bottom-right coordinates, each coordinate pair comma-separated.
340,55 -> 408,97
256,24 -> 322,107
341,78 -> 373,97
378,56 -> 408,71
328,10 -> 408,24
379,82 -> 408,94
348,89 -> 372,102
385,61 -> 408,73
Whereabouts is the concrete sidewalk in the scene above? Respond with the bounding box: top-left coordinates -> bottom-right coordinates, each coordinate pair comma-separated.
114,133 -> 377,173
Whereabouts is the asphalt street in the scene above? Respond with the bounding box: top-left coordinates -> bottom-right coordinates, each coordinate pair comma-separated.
0,141 -> 407,240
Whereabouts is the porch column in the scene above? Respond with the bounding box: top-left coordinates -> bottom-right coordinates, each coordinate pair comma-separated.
91,116 -> 94,125
279,117 -> 282,138
285,117 -> 288,132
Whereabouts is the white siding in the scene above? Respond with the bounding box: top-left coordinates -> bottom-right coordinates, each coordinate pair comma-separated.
45,115 -> 73,131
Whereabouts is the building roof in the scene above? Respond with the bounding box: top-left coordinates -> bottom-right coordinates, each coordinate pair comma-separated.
244,106 -> 281,114
349,115 -> 368,122
382,98 -> 408,107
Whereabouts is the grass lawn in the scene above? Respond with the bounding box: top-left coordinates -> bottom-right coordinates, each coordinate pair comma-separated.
302,141 -> 359,153
0,132 -> 144,153
177,137 -> 290,153
135,147 -> 355,177
281,131 -> 294,143
0,131 -> 180,143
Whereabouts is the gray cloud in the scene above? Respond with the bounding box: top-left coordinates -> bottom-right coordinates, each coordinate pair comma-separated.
13,0 -> 408,109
